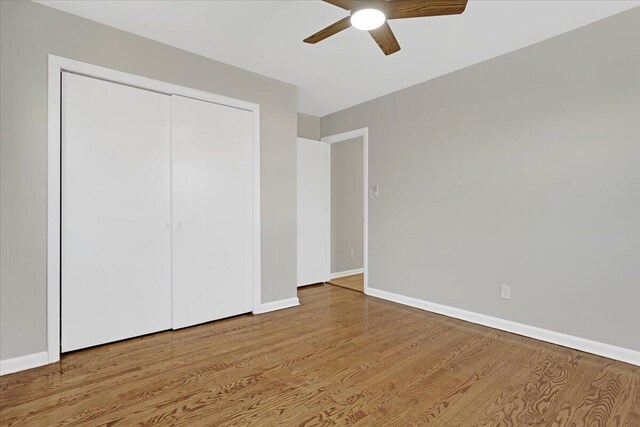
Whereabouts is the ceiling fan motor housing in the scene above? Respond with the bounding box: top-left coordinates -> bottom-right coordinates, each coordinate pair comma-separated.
350,1 -> 387,16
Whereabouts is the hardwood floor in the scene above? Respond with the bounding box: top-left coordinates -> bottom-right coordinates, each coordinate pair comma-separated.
1,284 -> 638,426
328,273 -> 364,293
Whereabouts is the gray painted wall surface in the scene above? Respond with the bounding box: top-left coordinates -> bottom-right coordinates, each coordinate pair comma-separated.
331,137 -> 364,273
321,8 -> 640,351
0,0 -> 297,360
297,113 -> 320,140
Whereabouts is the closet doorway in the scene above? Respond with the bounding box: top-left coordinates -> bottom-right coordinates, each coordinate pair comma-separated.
47,56 -> 261,361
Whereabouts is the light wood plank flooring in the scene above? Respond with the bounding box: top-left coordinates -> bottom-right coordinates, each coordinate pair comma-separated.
1,284 -> 638,426
328,273 -> 364,293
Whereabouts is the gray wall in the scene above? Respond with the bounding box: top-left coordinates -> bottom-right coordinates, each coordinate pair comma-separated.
297,113 -> 320,140
321,8 -> 640,351
331,137 -> 364,273
0,0 -> 297,360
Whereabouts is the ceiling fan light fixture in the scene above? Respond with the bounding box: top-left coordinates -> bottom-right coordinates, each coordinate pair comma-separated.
350,7 -> 386,31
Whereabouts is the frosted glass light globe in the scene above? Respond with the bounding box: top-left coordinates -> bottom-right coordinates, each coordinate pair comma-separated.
350,8 -> 386,31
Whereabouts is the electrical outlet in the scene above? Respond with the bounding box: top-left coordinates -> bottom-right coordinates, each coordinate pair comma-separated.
350,249 -> 355,258
500,285 -> 511,300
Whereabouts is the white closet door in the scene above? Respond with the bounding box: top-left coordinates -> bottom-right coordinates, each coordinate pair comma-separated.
171,95 -> 253,329
297,138 -> 329,286
62,72 -> 171,352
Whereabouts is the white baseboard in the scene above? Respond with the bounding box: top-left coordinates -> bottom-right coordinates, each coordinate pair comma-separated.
1,351 -> 50,376
330,268 -> 364,279
0,300 -> 298,375
254,297 -> 300,314
366,287 -> 640,367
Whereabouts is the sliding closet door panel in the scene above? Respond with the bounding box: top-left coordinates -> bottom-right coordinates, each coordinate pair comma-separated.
62,72 -> 171,352
171,96 -> 253,329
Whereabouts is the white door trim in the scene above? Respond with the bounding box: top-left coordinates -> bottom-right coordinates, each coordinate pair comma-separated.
321,128 -> 369,294
47,55 -> 261,364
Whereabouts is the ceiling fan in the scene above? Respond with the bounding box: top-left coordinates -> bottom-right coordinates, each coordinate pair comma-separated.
304,0 -> 468,55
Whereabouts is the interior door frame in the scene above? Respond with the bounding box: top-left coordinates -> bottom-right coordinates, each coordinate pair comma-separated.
321,128 -> 369,294
47,55 -> 262,363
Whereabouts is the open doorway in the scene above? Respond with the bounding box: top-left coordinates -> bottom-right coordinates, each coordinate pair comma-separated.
296,128 -> 368,293
323,128 -> 368,293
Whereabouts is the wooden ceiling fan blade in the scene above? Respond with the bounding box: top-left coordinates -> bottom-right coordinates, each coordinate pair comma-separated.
385,0 -> 468,20
322,0 -> 357,10
369,22 -> 401,55
304,17 -> 352,44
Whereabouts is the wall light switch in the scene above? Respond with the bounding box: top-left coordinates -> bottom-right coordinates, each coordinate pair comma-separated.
500,285 -> 511,300
350,249 -> 355,258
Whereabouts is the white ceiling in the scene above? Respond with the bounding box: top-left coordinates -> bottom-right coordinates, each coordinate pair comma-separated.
39,0 -> 639,116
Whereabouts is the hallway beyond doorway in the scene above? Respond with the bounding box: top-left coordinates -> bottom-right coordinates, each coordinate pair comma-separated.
327,273 -> 363,293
